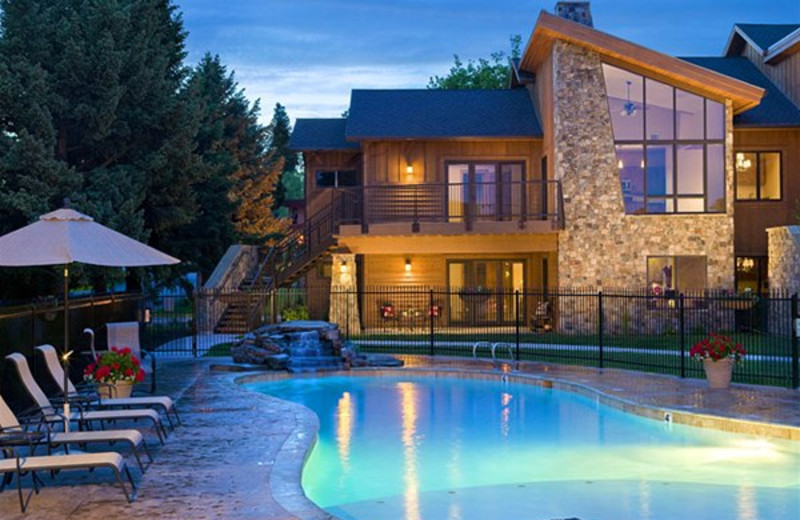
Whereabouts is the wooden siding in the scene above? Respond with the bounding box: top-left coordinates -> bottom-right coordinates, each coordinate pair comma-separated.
361,140 -> 542,185
733,128 -> 800,256
302,150 -> 361,218
741,44 -> 800,108
533,50 -> 555,182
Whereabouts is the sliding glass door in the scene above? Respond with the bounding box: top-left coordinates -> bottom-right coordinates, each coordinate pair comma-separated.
447,260 -> 525,324
447,162 -> 524,222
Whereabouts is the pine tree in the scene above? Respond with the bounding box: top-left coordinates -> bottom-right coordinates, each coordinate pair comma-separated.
0,0 -> 201,294
268,103 -> 298,209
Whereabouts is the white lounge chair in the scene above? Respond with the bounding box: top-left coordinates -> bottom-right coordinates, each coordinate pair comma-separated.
5,354 -> 167,444
106,322 -> 157,393
0,443 -> 136,512
35,344 -> 180,429
0,392 -> 151,472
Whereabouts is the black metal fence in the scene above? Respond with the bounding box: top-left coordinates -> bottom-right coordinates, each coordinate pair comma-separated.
1,286 -> 798,391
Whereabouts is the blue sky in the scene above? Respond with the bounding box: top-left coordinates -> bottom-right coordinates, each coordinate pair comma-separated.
175,0 -> 800,122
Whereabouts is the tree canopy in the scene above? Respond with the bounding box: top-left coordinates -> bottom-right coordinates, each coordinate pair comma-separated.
0,0 -> 285,296
428,35 -> 522,90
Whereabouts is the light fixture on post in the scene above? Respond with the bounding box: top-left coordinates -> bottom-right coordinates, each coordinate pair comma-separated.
620,80 -> 637,117
405,258 -> 412,273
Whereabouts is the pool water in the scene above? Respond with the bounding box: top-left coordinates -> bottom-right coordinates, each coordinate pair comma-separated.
249,375 -> 800,520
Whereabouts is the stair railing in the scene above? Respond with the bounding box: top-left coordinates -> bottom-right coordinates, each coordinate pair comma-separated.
251,188 -> 361,290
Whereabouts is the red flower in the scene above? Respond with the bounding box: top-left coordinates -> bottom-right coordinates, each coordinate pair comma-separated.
95,365 -> 111,380
131,356 -> 140,366
111,346 -> 118,353
112,362 -> 121,371
124,368 -> 134,377
84,363 -> 96,376
135,369 -> 145,382
120,347 -> 131,356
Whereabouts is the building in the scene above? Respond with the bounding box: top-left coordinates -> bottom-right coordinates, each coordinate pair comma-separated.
286,2 -> 800,326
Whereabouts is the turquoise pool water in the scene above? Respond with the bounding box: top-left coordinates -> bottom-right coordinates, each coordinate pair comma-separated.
249,375 -> 800,520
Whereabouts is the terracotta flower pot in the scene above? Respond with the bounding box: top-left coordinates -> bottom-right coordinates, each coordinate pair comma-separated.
96,380 -> 134,399
702,358 -> 735,389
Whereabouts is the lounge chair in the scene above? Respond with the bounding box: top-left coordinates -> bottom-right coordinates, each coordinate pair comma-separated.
35,344 -> 180,429
106,322 -> 157,393
5,354 -> 167,444
0,392 -> 151,473
0,432 -> 136,512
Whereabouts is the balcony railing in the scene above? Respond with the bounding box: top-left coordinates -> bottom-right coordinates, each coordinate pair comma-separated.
357,180 -> 563,231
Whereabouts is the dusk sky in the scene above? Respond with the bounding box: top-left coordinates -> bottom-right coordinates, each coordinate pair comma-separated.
175,0 -> 800,122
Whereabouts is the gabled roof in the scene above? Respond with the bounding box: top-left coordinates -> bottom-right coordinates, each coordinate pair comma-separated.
521,11 -> 764,114
289,119 -> 359,151
725,24 -> 800,54
681,57 -> 800,127
345,89 -> 542,140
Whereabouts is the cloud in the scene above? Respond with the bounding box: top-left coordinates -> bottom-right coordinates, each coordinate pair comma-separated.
229,62 -> 448,120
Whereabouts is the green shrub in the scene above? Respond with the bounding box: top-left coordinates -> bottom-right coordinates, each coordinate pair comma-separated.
281,305 -> 309,321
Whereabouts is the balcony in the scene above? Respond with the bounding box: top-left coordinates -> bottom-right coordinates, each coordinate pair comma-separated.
338,180 -> 563,237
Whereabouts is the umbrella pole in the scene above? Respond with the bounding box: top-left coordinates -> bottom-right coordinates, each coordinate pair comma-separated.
63,264 -> 70,433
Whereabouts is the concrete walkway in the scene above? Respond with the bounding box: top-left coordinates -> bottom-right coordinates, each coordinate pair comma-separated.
0,356 -> 798,519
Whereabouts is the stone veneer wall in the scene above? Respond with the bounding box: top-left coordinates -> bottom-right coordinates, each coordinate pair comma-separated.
329,253 -> 361,335
767,226 -> 800,294
551,41 -> 735,332
552,41 -> 735,289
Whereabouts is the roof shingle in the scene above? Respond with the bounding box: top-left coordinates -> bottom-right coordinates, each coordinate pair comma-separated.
345,89 -> 542,139
735,24 -> 800,51
681,56 -> 800,127
289,119 -> 359,151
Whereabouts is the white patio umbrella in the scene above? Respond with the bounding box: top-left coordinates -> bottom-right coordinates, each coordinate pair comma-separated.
0,208 -> 180,430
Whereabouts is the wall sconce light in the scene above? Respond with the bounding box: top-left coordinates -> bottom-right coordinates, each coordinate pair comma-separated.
405,258 -> 412,273
340,262 -> 349,274
406,164 -> 414,178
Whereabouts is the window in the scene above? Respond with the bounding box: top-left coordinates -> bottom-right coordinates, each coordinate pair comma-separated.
603,64 -> 726,214
447,259 -> 525,323
446,162 -> 524,221
647,256 -> 707,295
735,256 -> 768,294
315,169 -> 358,188
735,152 -> 781,201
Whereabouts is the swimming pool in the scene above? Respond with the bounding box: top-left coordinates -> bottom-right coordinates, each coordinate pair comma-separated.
249,374 -> 800,520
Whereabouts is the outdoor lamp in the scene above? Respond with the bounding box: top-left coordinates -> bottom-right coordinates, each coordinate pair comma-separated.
406,164 -> 414,178
405,259 -> 412,273
340,262 -> 349,274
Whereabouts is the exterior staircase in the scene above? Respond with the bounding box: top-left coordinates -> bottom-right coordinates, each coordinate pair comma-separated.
250,189 -> 361,290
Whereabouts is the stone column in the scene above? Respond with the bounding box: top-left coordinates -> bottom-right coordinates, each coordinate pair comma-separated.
768,226 -> 800,294
329,253 -> 361,335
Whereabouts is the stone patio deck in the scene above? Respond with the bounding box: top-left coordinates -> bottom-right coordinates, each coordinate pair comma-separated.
0,356 -> 798,519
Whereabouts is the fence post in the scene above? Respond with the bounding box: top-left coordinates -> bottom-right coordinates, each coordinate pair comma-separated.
515,290 -> 521,362
191,291 -> 198,358
679,293 -> 686,378
597,291 -> 604,369
270,289 -> 277,324
792,294 -> 799,389
429,289 -> 435,357
345,292 -> 350,340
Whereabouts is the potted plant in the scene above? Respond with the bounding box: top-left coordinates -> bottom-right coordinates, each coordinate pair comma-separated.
689,333 -> 746,389
83,346 -> 145,398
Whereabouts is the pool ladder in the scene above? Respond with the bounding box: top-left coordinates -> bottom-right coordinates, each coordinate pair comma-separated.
472,341 -> 514,370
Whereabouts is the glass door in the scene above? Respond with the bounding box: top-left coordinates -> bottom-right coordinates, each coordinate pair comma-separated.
447,260 -> 526,324
447,164 -> 469,222
474,164 -> 496,219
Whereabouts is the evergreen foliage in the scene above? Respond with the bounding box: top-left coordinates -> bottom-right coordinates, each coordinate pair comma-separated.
0,1 -> 285,295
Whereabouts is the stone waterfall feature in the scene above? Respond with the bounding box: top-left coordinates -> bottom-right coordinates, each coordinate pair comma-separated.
230,321 -> 403,371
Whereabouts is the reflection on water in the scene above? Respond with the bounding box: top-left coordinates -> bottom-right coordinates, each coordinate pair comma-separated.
500,392 -> 512,438
335,392 -> 354,472
398,382 -> 420,520
257,376 -> 800,520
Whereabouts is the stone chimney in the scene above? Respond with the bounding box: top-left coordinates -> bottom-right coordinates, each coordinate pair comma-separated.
554,1 -> 593,27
